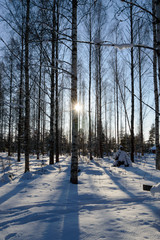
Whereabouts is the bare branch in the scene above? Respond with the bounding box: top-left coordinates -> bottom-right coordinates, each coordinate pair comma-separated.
121,0 -> 157,19
125,85 -> 160,115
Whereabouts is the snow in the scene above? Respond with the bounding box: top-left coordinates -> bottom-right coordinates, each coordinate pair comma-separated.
0,153 -> 160,240
151,183 -> 160,196
115,44 -> 134,50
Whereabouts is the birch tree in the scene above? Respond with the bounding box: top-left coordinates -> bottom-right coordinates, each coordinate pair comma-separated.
24,0 -> 30,172
130,0 -> 135,162
155,0 -> 160,170
0,64 -> 5,152
88,0 -> 93,160
17,3 -> 24,162
121,0 -> 160,170
55,0 -> 59,163
7,47 -> 14,157
137,18 -> 144,156
70,0 -> 78,184
49,0 -> 56,165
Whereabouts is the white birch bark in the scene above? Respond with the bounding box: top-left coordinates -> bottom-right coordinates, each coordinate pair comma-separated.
24,0 -> 30,172
49,1 -> 56,165
155,0 -> 160,169
130,0 -> 135,162
70,0 -> 78,184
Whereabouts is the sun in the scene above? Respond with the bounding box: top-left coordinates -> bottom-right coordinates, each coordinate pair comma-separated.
74,103 -> 82,112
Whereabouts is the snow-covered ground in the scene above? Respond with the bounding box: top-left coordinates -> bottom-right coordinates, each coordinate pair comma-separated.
0,153 -> 160,240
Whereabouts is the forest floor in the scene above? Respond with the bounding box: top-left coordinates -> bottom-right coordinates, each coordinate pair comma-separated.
0,152 -> 160,240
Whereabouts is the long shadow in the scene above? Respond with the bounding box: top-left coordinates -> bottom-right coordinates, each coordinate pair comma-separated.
0,157 -> 60,205
43,159 -> 80,240
1,157 -> 159,238
0,179 -> 102,238
94,160 -> 160,231
103,165 -> 136,199
0,174 -> 36,205
0,159 -> 80,240
0,202 -> 60,230
126,163 -> 160,183
93,159 -> 136,199
61,181 -> 79,240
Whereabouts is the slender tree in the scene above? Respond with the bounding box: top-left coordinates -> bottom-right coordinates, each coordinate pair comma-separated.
154,0 -> 160,169
88,0 -> 93,160
138,19 -> 144,156
94,0 -> 103,158
36,39 -> 42,160
24,0 -> 30,172
50,0 -> 56,165
0,64 -> 5,152
130,0 -> 134,162
8,49 -> 14,157
55,0 -> 59,163
17,20 -> 24,162
70,0 -> 78,184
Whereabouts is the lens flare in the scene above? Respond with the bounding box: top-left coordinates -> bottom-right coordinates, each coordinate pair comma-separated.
74,103 -> 82,112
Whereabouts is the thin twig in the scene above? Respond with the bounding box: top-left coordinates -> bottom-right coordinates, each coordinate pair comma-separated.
125,85 -> 160,115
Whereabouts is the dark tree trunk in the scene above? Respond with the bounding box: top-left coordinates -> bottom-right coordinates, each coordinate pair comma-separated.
17,29 -> 24,162
55,0 -> 59,163
24,0 -> 30,172
130,0 -> 134,162
8,57 -> 13,157
70,0 -> 78,184
138,20 -> 144,156
50,0 -> 56,165
88,0 -> 92,160
154,0 -> 160,169
37,40 -> 42,160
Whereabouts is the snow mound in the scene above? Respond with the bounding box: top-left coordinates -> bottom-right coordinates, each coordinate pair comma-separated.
34,166 -> 53,175
0,173 -> 11,183
150,183 -> 160,196
19,171 -> 33,181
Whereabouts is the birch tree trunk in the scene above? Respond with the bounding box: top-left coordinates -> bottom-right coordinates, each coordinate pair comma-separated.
95,59 -> 98,157
0,69 -> 4,152
138,46 -> 144,156
55,0 -> 59,163
24,0 -> 30,172
70,0 -> 78,184
60,74 -> 64,155
130,0 -> 134,162
99,43 -> 103,158
138,20 -> 144,156
17,22 -> 24,162
115,48 -> 119,146
98,45 -> 103,158
95,41 -> 103,158
105,96 -> 108,154
50,1 -> 56,165
42,72 -> 46,155
95,1 -> 103,158
88,0 -> 92,160
36,39 -> 42,160
8,55 -> 13,157
155,0 -> 160,169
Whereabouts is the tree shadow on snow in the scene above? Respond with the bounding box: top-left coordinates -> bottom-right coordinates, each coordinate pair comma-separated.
61,182 -> 79,240
103,164 -> 160,232
0,163 -> 80,240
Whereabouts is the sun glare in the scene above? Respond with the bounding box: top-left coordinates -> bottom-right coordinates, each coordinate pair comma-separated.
74,103 -> 82,112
